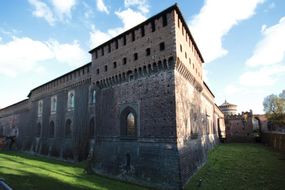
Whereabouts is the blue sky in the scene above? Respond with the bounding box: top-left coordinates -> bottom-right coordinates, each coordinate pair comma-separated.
0,0 -> 285,114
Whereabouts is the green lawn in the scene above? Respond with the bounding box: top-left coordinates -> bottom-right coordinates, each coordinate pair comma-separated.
1,144 -> 284,190
0,152 -> 147,190
186,143 -> 285,190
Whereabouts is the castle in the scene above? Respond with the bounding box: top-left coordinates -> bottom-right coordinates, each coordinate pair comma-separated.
0,5 -> 225,189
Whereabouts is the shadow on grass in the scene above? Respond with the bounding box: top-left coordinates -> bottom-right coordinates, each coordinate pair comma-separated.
0,151 -> 147,190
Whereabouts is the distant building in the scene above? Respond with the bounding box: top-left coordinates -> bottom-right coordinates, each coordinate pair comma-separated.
0,4 -> 225,189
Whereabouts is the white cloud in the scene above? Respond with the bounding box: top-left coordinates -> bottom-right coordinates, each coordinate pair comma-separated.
189,0 -> 264,63
89,8 -> 146,48
28,0 -> 56,25
51,0 -> 76,20
96,0 -> 109,14
0,36 -> 88,77
28,0 -> 76,24
124,0 -> 149,14
48,40 -> 89,66
246,17 -> 285,67
240,65 -> 285,87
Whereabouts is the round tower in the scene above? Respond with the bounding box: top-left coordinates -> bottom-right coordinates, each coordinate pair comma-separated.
219,100 -> 237,116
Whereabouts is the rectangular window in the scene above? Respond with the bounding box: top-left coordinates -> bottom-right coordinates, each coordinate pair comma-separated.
141,26 -> 145,37
115,39 -> 118,49
123,57 -> 127,65
95,51 -> 98,59
134,53 -> 138,60
159,42 -> 165,51
104,65 -> 108,71
162,14 -> 167,26
151,20 -> 155,32
146,48 -> 150,56
50,96 -> 57,114
108,43 -> 111,53
123,36 -> 126,45
101,47 -> 104,56
132,31 -> 135,41
113,61 -> 117,68
97,68 -> 99,74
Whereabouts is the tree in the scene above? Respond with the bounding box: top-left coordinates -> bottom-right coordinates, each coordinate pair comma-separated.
263,91 -> 285,131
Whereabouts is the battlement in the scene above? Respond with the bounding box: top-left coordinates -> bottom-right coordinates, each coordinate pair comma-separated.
225,110 -> 253,119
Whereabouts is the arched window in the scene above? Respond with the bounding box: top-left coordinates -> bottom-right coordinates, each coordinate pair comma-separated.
65,119 -> 72,138
49,121 -> 55,138
127,113 -> 135,136
120,107 -> 137,137
67,90 -> 75,110
50,96 -> 57,114
89,118 -> 94,138
36,123 -> 41,137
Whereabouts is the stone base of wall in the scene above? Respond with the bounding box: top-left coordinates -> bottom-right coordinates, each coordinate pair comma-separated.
262,132 -> 285,153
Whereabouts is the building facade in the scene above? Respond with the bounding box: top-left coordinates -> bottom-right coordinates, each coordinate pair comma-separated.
0,5 -> 225,189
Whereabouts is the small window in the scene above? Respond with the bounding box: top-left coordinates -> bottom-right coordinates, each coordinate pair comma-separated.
162,14 -> 167,27
97,68 -> 99,74
132,31 -> 135,41
101,47 -> 104,56
123,57 -> 127,65
127,113 -> 135,136
160,42 -> 165,51
92,90 -> 96,104
182,27 -> 184,36
115,39 -> 118,49
95,51 -> 98,59
141,26 -> 145,37
104,65 -> 108,72
180,44 -> 182,52
146,48 -> 150,56
185,52 -> 187,59
108,44 -> 111,53
134,53 -> 138,61
151,20 -> 155,32
113,61 -> 117,68
123,36 -> 126,45
178,19 -> 180,28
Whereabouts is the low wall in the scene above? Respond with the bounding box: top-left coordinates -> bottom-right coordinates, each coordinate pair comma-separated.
262,132 -> 285,153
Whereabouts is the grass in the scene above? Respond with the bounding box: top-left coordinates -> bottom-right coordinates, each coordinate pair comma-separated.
1,144 -> 284,190
185,143 -> 285,190
0,151 -> 147,190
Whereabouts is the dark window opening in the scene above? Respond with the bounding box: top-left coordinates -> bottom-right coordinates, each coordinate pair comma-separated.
123,36 -> 126,45
49,121 -> 55,138
101,47 -> 104,56
113,61 -> 117,68
141,26 -> 145,37
95,51 -> 98,59
185,52 -> 187,59
180,44 -> 182,52
160,42 -> 165,51
89,118 -> 94,138
151,20 -> 155,32
123,57 -> 127,65
115,39 -> 118,49
65,119 -> 72,138
178,19 -> 180,28
108,44 -> 111,53
162,14 -> 167,26
97,68 -> 99,74
146,48 -> 150,56
182,27 -> 184,35
132,31 -> 135,41
36,123 -> 41,137
104,65 -> 108,72
134,53 -> 138,60
126,153 -> 131,171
